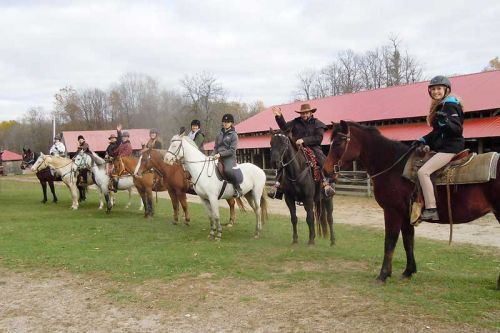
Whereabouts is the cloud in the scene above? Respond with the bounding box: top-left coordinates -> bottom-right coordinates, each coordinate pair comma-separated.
1,0 -> 499,121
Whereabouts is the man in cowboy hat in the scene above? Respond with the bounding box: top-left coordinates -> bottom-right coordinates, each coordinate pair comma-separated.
269,103 -> 335,199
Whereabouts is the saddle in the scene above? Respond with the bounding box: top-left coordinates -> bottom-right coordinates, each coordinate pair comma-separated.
403,148 -> 499,185
215,161 -> 243,184
404,148 -> 499,226
300,147 -> 322,182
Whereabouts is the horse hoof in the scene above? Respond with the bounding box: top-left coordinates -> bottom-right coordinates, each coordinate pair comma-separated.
53,200 -> 57,203
308,241 -> 315,247
41,200 -> 47,204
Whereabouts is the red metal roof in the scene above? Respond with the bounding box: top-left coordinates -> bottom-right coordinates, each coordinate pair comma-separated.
205,116 -> 500,150
63,129 -> 151,153
236,70 -> 500,134
1,149 -> 22,161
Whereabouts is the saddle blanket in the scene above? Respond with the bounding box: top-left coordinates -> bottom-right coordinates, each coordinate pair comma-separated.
301,147 -> 321,182
403,151 -> 499,185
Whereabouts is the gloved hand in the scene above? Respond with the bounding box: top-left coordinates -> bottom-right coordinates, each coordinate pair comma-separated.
436,111 -> 447,119
411,137 -> 425,147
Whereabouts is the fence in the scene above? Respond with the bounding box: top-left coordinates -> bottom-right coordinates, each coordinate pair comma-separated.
264,169 -> 372,197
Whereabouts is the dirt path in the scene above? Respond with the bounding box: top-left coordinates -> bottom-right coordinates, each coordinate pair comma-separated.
0,268 -> 490,333
4,175 -> 500,248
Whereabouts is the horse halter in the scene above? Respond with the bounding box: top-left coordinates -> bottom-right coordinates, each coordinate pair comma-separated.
166,139 -> 184,163
272,133 -> 300,168
331,130 -> 351,174
22,151 -> 35,168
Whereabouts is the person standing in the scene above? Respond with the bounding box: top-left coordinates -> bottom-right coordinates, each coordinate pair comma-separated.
416,75 -> 465,221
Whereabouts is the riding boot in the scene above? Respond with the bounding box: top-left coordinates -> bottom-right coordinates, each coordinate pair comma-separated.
421,208 -> 439,221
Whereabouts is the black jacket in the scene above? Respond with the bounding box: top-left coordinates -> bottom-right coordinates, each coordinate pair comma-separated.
421,96 -> 465,154
275,114 -> 326,147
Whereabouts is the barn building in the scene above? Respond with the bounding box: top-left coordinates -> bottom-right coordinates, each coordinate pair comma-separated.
0,149 -> 23,175
62,129 -> 151,156
205,70 -> 500,170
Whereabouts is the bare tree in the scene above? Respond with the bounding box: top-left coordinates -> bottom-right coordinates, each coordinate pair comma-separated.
78,88 -> 110,129
180,72 -> 225,136
338,49 -> 362,94
295,69 -> 316,100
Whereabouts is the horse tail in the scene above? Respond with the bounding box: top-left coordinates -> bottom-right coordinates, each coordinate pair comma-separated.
260,188 -> 269,224
235,197 -> 247,212
315,198 -> 328,238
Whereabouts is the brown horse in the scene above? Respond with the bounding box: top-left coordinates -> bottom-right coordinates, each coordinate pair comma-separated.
113,155 -> 169,218
323,121 -> 500,289
136,149 -> 239,226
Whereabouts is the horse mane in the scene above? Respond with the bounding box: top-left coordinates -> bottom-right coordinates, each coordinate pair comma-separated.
333,121 -> 408,152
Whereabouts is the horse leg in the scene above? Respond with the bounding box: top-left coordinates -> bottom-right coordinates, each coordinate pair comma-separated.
68,182 -> 79,210
252,190 -> 263,238
48,180 -> 57,203
147,189 -> 154,217
125,188 -> 131,209
284,195 -> 298,245
377,209 -> 403,282
178,192 -> 190,225
227,198 -> 236,226
168,189 -> 179,224
40,180 -> 48,203
304,200 -> 316,246
401,219 -> 417,279
324,197 -> 335,246
201,198 -> 216,239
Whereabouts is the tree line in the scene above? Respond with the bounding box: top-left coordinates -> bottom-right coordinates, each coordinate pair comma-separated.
0,72 -> 265,153
294,37 -> 424,100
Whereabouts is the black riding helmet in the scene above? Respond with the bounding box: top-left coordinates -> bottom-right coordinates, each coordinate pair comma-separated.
222,114 -> 234,123
428,75 -> 451,98
191,119 -> 201,127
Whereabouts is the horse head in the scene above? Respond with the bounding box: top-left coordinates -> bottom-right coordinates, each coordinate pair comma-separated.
135,148 -> 154,177
74,152 -> 92,171
269,128 -> 292,168
31,152 -> 50,172
323,121 -> 361,177
165,134 -> 185,164
21,148 -> 36,170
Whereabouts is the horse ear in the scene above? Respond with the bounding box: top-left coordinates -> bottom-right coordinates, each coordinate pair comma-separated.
269,127 -> 273,134
340,120 -> 348,134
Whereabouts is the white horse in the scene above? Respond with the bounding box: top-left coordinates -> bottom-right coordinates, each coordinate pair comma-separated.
165,134 -> 268,239
31,153 -> 79,210
73,151 -> 143,212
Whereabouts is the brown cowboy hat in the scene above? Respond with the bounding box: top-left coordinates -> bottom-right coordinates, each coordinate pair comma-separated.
295,103 -> 317,114
108,133 -> 117,140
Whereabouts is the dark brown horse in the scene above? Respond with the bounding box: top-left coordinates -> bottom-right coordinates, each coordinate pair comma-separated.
21,148 -> 58,203
136,149 -> 239,226
323,121 -> 500,288
270,130 -> 334,246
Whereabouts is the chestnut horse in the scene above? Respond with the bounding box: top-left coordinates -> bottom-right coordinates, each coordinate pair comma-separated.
136,149 -> 239,226
323,121 -> 500,289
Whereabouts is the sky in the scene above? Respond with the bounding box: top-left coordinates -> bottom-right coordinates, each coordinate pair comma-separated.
0,0 -> 499,121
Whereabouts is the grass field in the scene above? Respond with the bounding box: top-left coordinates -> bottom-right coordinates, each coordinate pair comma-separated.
0,178 -> 499,330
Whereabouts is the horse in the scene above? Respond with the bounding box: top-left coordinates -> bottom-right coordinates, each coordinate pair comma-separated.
269,129 -> 335,246
21,148 -> 58,203
165,134 -> 268,239
323,120 -> 500,288
73,151 -> 142,213
31,153 -> 80,210
113,155 -> 168,218
136,148 -> 239,226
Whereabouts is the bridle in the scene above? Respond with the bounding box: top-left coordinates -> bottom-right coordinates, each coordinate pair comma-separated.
22,151 -> 36,168
272,133 -> 300,169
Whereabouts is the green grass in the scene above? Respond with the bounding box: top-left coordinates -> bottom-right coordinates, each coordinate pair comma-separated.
0,178 -> 499,329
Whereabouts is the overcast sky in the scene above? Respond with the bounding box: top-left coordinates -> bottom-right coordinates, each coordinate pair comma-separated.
0,0 -> 499,121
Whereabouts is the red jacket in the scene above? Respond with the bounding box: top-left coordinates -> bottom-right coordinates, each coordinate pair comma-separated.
114,141 -> 133,157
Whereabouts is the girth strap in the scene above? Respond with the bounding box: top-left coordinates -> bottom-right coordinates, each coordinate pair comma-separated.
218,181 -> 228,200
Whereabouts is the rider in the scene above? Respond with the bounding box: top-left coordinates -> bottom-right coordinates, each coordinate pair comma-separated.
76,135 -> 91,185
268,103 -> 334,199
110,128 -> 133,192
416,75 -> 465,221
145,128 -> 162,149
213,113 -> 243,198
105,125 -> 123,191
188,119 -> 205,151
49,134 -> 66,157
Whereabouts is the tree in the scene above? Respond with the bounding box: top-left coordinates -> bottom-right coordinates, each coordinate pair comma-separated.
295,69 -> 316,100
483,57 -> 500,71
180,72 -> 225,137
